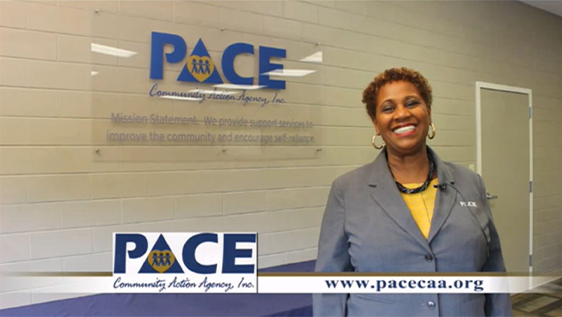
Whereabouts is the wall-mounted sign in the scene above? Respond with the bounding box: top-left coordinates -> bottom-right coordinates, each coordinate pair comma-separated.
150,32 -> 287,90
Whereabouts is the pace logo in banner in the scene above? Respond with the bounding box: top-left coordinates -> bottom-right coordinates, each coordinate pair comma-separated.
112,232 -> 257,293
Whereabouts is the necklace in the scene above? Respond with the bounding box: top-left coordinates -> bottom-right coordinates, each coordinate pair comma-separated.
394,155 -> 435,194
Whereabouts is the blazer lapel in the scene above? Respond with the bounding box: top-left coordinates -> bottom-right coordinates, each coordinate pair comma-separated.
368,149 -> 432,254
427,148 -> 456,244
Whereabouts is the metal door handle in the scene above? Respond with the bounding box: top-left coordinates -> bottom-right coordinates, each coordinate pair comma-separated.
486,193 -> 498,200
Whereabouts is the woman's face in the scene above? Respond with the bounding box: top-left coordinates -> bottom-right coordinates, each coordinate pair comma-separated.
373,80 -> 431,156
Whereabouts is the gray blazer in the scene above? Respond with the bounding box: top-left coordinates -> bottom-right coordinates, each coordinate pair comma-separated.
313,147 -> 512,317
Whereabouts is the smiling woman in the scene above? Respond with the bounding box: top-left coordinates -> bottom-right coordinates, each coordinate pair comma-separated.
313,67 -> 512,317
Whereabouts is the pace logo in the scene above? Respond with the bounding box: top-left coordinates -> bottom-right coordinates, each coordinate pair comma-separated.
112,232 -> 257,293
150,32 -> 287,90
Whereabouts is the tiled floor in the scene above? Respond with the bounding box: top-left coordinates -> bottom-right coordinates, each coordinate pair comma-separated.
512,278 -> 562,316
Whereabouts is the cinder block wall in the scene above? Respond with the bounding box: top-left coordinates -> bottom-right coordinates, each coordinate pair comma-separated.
0,0 -> 561,309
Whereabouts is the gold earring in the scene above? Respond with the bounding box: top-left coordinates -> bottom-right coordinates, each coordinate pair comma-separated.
372,134 -> 385,150
428,123 -> 436,139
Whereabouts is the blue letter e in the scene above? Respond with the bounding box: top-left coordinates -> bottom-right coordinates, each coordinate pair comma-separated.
258,46 -> 286,90
150,32 -> 187,80
222,233 -> 256,274
114,234 -> 148,274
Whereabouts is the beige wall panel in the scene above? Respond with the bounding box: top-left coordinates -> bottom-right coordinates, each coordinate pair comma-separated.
0,148 -> 60,175
176,194 -> 223,219
204,1 -> 283,17
26,2 -> 92,36
224,191 -> 267,215
332,0 -> 368,15
117,157 -> 264,173
59,147 -> 121,173
430,146 -> 474,163
317,6 -> 362,32
60,200 -> 121,228
192,207 -> 324,233
0,258 -> 63,293
0,203 -> 61,233
321,86 -> 362,108
432,114 -> 473,132
320,106 -> 369,127
94,207 -> 320,252
59,35 -> 119,65
0,58 -> 26,87
122,196 -> 175,223
534,159 -> 562,174
57,1 -> 119,14
301,0 -> 335,8
91,12 -> 226,50
317,126 -> 371,146
148,166 -> 349,196
116,41 -> 150,68
91,11 -> 153,43
214,30 -> 319,63
432,99 -> 473,116
0,291 -> 31,310
263,16 -> 302,41
0,1 -> 26,28
266,187 -> 329,211
93,222 -> 154,252
28,118 -> 92,145
259,227 -> 320,255
0,118 -> 28,145
0,234 -> 30,263
258,247 -> 317,269
427,130 -> 473,147
92,92 -> 175,118
302,23 -> 368,52
0,176 -> 28,204
367,2 -> 464,39
320,65 -> 373,90
92,66 -> 147,94
63,252 -> 112,272
282,82 -> 321,105
0,88 -> 58,117
30,229 -> 93,259
264,147 -> 372,168
283,1 -> 318,23
221,7 -> 264,35
26,61 -> 92,90
119,1 -> 173,22
0,28 -> 57,61
91,173 -> 147,199
22,0 -> 58,6
174,1 -> 221,28
59,91 -> 92,118
27,175 -> 92,203
431,81 -> 473,101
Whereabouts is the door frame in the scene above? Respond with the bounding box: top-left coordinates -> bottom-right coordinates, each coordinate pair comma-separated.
475,81 -> 533,274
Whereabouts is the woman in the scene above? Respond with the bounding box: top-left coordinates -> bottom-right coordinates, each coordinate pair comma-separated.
313,68 -> 512,316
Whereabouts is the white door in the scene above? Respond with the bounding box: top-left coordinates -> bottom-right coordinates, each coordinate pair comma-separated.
478,84 -> 532,273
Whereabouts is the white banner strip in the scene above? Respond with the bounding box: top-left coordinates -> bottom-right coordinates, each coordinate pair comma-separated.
258,276 -> 550,294
2,275 -> 555,294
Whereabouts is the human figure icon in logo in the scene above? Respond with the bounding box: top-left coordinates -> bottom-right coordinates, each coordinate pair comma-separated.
151,253 -> 159,266
191,59 -> 200,74
202,60 -> 211,74
164,253 -> 172,266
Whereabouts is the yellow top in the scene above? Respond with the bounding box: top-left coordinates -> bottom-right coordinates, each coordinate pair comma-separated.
400,178 -> 439,239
